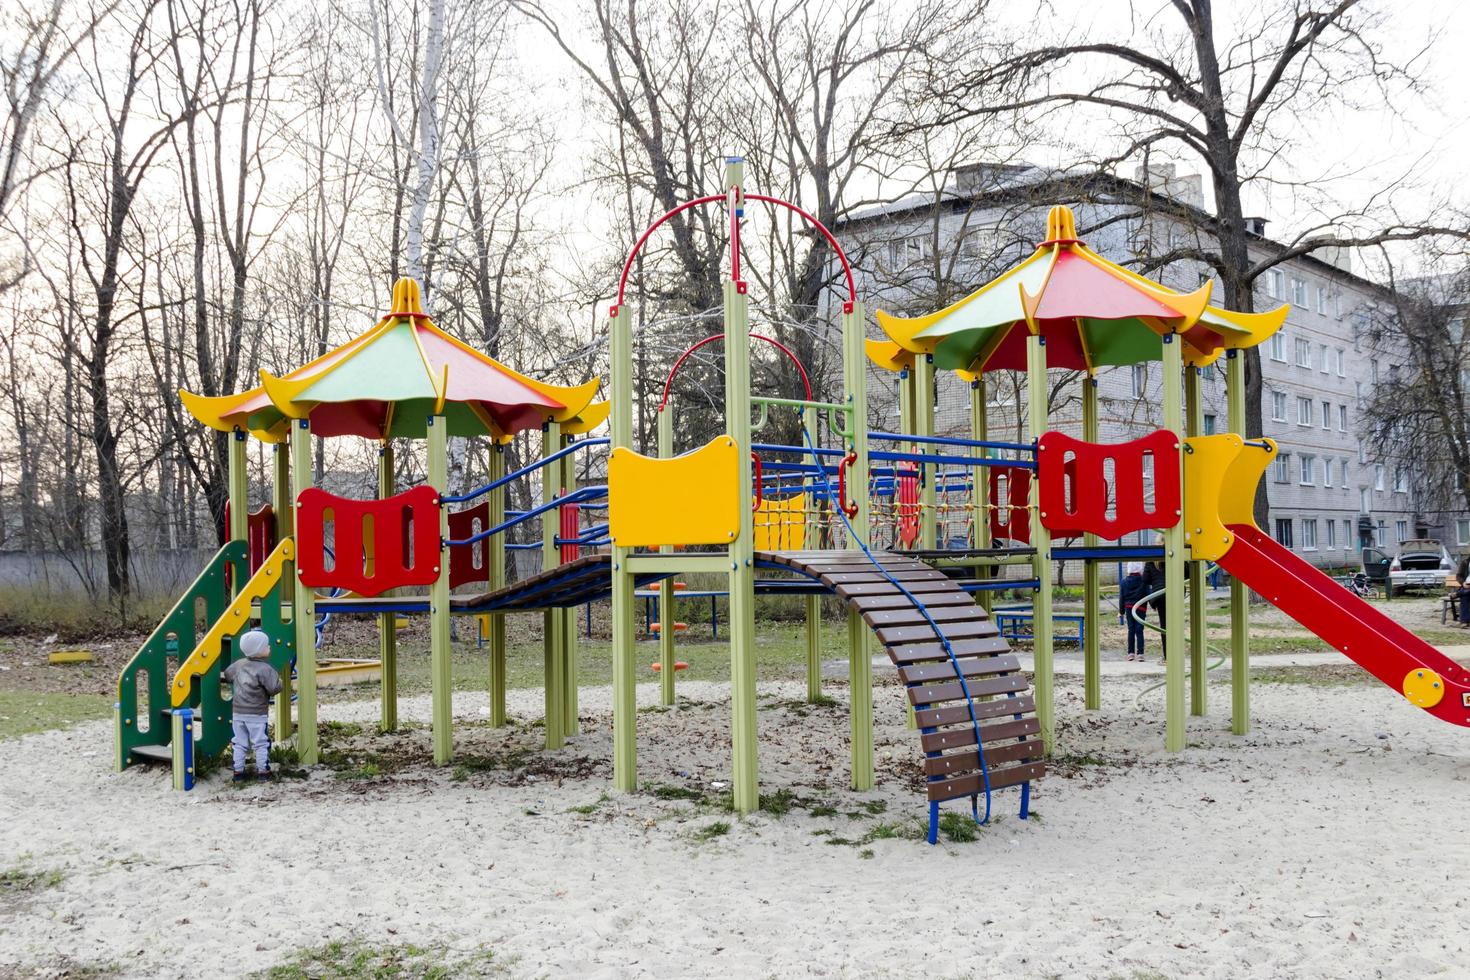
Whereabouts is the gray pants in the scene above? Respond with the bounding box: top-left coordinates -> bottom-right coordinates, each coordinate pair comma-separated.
231,716 -> 270,773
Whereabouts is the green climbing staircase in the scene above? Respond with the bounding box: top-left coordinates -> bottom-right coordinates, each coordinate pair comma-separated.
114,540 -> 296,779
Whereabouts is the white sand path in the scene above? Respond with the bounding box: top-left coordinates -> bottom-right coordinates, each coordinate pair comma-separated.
1,672 -> 1468,978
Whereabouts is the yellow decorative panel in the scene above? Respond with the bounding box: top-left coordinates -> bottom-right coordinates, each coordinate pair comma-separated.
608,437 -> 740,548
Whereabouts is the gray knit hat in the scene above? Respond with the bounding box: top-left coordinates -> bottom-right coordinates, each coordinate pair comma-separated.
238,629 -> 271,660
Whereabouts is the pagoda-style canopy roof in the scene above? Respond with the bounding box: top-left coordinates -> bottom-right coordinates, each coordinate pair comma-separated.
868,205 -> 1286,376
181,278 -> 607,443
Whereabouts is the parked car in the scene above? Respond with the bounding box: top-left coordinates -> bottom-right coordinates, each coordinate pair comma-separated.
1387,539 -> 1454,594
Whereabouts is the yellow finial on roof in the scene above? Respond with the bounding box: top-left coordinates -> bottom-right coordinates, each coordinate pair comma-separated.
1042,205 -> 1079,245
390,277 -> 426,316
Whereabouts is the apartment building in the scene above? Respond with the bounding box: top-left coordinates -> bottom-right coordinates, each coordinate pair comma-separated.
831,163 -> 1465,567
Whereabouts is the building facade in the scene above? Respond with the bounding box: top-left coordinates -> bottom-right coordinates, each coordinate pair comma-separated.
832,163 -> 1466,568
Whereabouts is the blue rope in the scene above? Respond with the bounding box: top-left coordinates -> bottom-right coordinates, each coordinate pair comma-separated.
797,425 -> 994,826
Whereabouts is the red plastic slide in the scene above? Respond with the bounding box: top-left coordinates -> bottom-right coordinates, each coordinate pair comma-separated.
1217,523 -> 1470,728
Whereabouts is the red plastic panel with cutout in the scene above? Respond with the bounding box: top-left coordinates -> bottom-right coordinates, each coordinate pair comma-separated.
896,466 -> 920,547
988,466 -> 1032,545
447,501 -> 490,589
1036,430 -> 1181,538
295,485 -> 441,596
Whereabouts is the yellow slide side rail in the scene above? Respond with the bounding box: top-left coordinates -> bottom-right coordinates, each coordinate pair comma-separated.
171,537 -> 295,707
1182,435 -> 1275,562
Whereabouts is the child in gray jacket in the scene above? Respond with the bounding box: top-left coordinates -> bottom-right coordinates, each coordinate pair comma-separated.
222,629 -> 283,782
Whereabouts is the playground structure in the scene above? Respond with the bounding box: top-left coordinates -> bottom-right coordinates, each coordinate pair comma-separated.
117,158 -> 1470,844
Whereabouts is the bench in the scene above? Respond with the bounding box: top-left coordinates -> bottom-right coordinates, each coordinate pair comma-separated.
992,607 -> 1085,647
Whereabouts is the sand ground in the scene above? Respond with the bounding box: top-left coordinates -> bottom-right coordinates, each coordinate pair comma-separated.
2,651 -> 1468,980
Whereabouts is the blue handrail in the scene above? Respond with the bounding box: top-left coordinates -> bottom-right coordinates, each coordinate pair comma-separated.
442,437 -> 610,505
446,485 -> 608,547
868,431 -> 1034,453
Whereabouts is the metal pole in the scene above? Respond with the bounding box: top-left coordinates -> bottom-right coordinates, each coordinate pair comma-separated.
1226,349 -> 1250,734
378,442 -> 398,732
227,428 -> 248,546
1185,365 -> 1207,716
487,445 -> 507,727
1026,336 -> 1055,751
428,414 -> 453,765
971,378 -> 992,615
290,419 -> 318,765
541,421 -> 565,749
272,442 -> 293,740
609,304 -> 638,792
914,354 -> 937,551
803,404 -> 822,702
726,275 -> 760,814
1082,377 -> 1101,710
1161,336 -> 1187,752
658,406 -> 677,705
843,300 -> 873,790
561,432 -> 579,737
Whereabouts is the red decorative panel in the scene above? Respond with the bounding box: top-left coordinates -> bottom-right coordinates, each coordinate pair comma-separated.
559,502 -> 581,563
988,466 -> 1031,545
447,501 -> 490,589
295,485 -> 441,596
896,466 -> 920,547
1036,430 -> 1181,538
223,503 -> 277,589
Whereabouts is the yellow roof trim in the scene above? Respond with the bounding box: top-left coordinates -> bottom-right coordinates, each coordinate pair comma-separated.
259,370 -> 313,420
521,376 -> 600,423
865,338 -> 915,373
1219,303 -> 1289,350
178,387 -> 250,433
562,399 -> 612,435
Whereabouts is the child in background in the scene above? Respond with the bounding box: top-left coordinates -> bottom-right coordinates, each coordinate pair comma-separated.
221,629 -> 283,782
1119,562 -> 1148,662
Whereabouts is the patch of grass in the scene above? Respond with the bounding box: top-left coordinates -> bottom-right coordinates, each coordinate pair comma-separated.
1253,663 -> 1378,688
1052,751 -> 1112,768
690,820 -> 730,843
938,811 -> 980,843
646,783 -> 704,802
256,937 -> 501,979
319,721 -> 365,739
858,848 -> 875,859
0,865 -> 64,894
0,690 -> 113,740
567,793 -> 611,815
809,804 -> 838,818
759,788 -> 797,817
334,762 -> 382,781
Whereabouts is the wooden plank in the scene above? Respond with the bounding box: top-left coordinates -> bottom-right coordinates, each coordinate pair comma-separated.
860,604 -> 984,628
897,654 -> 1022,686
915,695 -> 1035,728
907,673 -> 1028,705
831,580 -> 960,597
887,635 -> 1010,665
847,592 -> 976,612
875,619 -> 999,646
919,716 -> 1041,754
927,762 -> 1045,802
819,569 -> 949,586
922,737 -> 1044,776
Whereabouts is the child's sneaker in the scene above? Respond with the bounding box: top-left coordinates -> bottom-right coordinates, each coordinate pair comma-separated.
256,770 -> 273,782
232,770 -> 250,783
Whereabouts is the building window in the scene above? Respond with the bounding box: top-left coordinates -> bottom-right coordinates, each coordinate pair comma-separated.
1297,396 -> 1313,426
1321,400 -> 1331,429
1302,519 -> 1318,550
1326,520 -> 1337,548
1360,487 -> 1371,513
1394,468 -> 1407,493
1344,519 -> 1354,548
1131,363 -> 1147,398
1338,404 -> 1348,431
1318,344 -> 1329,372
1267,269 -> 1284,299
1299,454 -> 1315,485
1315,285 -> 1328,314
1340,459 -> 1350,487
1333,292 -> 1342,318
1203,413 -> 1216,435
1323,460 -> 1333,488
1374,464 -> 1384,491
1375,521 -> 1387,547
1273,454 -> 1291,484
1271,391 -> 1288,421
1335,348 -> 1346,376
1274,518 -> 1294,547
1269,332 -> 1287,362
1290,277 -> 1308,306
1396,519 -> 1408,543
1295,338 -> 1311,367
1458,519 -> 1470,547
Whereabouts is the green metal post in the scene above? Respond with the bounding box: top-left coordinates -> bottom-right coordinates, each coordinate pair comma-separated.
843,300 -> 873,790
428,414 -> 453,765
914,354 -> 937,551
609,304 -> 638,792
227,429 -> 248,545
1026,336 -> 1055,751
272,442 -> 293,740
1226,349 -> 1250,734
658,406 -> 677,705
487,445 -> 507,728
541,422 -> 565,750
378,442 -> 398,732
971,378 -> 992,615
1185,365 -> 1207,716
290,419 -> 318,765
1161,337 -> 1187,752
803,404 -> 822,702
725,274 -> 760,815
1082,377 -> 1101,710
560,434 -> 579,737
